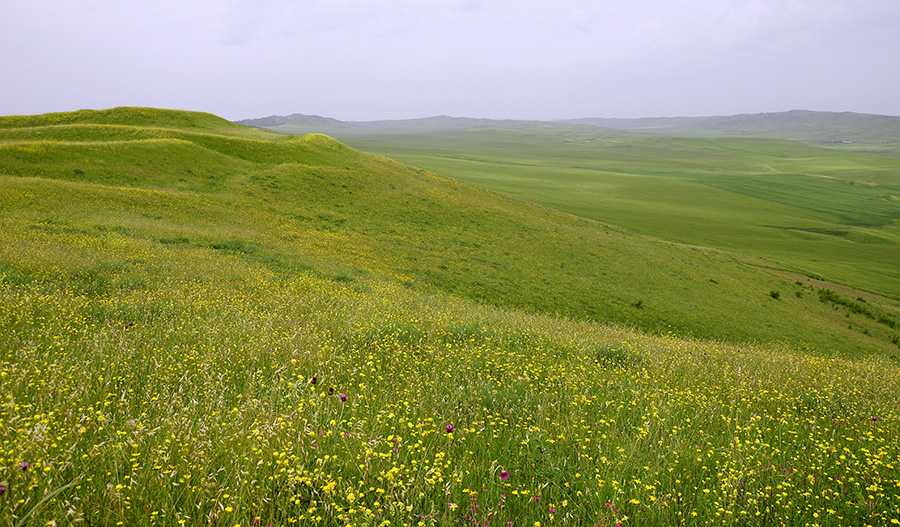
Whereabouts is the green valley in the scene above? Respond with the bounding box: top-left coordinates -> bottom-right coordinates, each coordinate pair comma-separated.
337,131 -> 900,303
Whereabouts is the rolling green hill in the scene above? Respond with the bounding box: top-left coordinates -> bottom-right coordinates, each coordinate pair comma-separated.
2,108 -> 899,526
241,110 -> 900,308
2,107 -> 897,356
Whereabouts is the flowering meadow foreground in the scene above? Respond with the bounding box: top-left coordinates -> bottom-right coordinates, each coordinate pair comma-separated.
2,259 -> 899,526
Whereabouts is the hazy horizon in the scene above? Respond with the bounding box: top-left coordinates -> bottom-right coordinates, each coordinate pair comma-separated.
3,0 -> 900,121
239,108 -> 900,123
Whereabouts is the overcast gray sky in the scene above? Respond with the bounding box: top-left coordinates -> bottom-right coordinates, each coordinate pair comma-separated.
2,0 -> 899,121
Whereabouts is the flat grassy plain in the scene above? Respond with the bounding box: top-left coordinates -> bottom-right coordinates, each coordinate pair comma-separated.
1,108 -> 899,525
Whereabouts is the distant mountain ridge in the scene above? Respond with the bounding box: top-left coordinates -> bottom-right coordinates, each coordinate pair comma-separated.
238,109 -> 900,157
238,113 -> 352,129
563,109 -> 900,141
237,114 -> 615,136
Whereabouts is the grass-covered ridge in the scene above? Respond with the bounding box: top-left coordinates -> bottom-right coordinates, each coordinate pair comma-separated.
1,108 -> 899,525
0,107 -> 274,136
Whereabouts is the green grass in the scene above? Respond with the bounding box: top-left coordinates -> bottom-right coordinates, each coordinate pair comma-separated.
338,131 -> 900,303
2,109 -> 898,354
1,108 -> 899,525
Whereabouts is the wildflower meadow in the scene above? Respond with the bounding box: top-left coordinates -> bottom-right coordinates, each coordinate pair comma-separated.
2,264 -> 899,525
1,108 -> 899,525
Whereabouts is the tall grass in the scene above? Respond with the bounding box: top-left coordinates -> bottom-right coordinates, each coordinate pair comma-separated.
1,259 -> 899,525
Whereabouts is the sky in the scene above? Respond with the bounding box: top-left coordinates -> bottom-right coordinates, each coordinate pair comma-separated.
2,0 -> 899,121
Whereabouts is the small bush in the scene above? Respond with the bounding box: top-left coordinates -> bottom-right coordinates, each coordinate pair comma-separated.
818,288 -> 895,327
769,290 -> 781,300
877,315 -> 896,329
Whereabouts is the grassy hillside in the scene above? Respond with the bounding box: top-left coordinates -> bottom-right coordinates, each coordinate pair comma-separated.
340,131 -> 900,305
1,108 -> 899,525
3,109 -> 899,354
2,107 -> 275,137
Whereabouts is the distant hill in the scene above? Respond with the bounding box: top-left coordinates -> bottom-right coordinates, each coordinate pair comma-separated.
236,113 -> 615,136
240,109 -> 900,157
566,110 -> 900,158
237,112 -> 352,129
564,109 -> 900,141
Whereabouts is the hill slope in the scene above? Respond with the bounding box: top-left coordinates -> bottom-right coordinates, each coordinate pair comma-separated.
338,130 -> 900,303
1,108 -> 899,525
2,107 -> 898,355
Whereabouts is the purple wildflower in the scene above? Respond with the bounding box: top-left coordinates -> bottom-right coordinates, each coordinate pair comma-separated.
445,425 -> 454,433
500,470 -> 510,480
